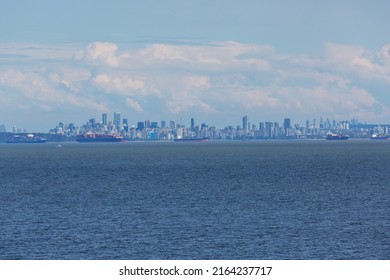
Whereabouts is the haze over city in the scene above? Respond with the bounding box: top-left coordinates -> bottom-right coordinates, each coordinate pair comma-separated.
1,0 -> 390,132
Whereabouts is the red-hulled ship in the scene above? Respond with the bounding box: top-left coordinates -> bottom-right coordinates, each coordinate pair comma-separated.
76,133 -> 123,143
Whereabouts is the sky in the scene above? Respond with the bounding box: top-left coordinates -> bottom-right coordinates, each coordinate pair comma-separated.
1,0 -> 390,132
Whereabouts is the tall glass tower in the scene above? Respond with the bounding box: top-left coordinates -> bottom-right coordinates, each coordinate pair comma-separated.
283,118 -> 291,136
114,112 -> 121,129
102,113 -> 107,125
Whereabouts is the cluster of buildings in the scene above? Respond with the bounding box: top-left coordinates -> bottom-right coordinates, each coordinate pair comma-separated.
45,113 -> 390,140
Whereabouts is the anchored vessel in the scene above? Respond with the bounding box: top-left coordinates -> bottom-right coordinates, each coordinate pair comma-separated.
173,137 -> 209,142
370,134 -> 389,140
326,133 -> 349,140
76,133 -> 123,143
5,134 -> 48,143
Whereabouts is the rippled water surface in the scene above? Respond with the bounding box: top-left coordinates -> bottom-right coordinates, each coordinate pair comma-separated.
1,141 -> 389,259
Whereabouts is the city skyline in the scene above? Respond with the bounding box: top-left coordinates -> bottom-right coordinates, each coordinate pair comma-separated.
2,111 -> 390,135
2,1 -> 390,131
40,113 -> 390,141
0,111 -> 381,134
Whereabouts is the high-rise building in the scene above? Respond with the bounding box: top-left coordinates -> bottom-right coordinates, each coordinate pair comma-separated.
259,122 -> 265,137
265,122 -> 273,138
145,120 -> 151,129
137,122 -> 145,130
274,122 -> 280,137
242,115 -> 248,131
114,112 -> 121,128
89,118 -> 96,128
252,124 -> 256,132
68,123 -> 75,131
0,124 -> 6,132
191,118 -> 195,130
283,118 -> 291,136
319,117 -> 324,129
123,119 -> 129,132
102,113 -> 107,125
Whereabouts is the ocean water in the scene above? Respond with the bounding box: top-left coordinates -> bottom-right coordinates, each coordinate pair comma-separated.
0,140 -> 389,260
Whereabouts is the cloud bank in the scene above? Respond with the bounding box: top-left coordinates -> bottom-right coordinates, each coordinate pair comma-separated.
1,41 -> 390,130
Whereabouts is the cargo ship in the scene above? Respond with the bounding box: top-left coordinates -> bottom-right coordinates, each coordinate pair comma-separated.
76,133 -> 123,143
326,133 -> 349,140
173,137 -> 209,142
5,134 -> 48,143
370,134 -> 389,140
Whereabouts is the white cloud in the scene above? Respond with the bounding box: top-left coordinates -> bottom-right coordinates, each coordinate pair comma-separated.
92,74 -> 145,95
75,42 -> 121,67
0,43 -> 78,60
156,74 -> 213,114
0,69 -> 108,114
2,40 -> 390,130
380,44 -> 390,60
138,41 -> 272,72
323,43 -> 390,81
125,97 -> 143,112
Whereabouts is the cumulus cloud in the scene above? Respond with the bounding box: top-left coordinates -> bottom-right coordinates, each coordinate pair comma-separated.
138,41 -> 272,71
2,40 -> 390,130
323,43 -> 390,81
74,42 -> 121,67
380,44 -> 390,60
0,69 -> 108,113
125,97 -> 143,112
93,74 -> 145,94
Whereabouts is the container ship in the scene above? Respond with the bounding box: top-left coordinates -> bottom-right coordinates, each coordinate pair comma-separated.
76,133 -> 123,143
326,133 -> 349,140
5,134 -> 48,143
173,137 -> 209,142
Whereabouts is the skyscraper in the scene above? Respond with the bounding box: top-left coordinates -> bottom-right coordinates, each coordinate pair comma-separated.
0,124 -> 6,132
283,118 -> 291,136
191,117 -> 195,130
145,120 -> 151,129
123,118 -> 129,132
89,118 -> 96,128
265,122 -> 273,138
137,122 -> 144,130
102,113 -> 107,125
114,112 -> 121,129
259,122 -> 265,137
242,115 -> 248,131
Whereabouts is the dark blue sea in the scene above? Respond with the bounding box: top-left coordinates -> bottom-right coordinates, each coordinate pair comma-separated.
1,140 -> 389,259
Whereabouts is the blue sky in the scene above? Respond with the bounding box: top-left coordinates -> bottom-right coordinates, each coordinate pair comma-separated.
1,0 -> 390,131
